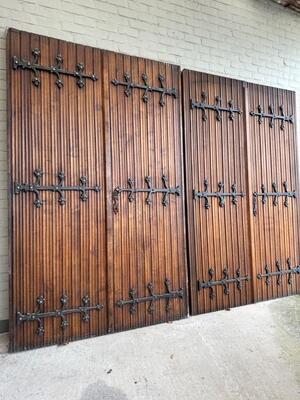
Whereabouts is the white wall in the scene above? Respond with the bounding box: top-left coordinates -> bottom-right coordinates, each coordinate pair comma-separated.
0,0 -> 299,325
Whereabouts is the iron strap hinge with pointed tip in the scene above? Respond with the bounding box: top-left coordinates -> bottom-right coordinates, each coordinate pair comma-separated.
14,169 -> 101,208
198,268 -> 250,300
257,258 -> 300,286
253,181 -> 296,216
112,175 -> 180,214
17,294 -> 103,336
116,278 -> 184,315
250,104 -> 294,130
12,48 -> 98,88
193,179 -> 245,209
111,73 -> 177,106
191,91 -> 241,121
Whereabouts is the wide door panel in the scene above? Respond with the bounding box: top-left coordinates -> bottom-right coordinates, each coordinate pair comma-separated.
182,70 -> 253,315
104,51 -> 187,331
246,83 -> 300,300
8,29 -> 107,351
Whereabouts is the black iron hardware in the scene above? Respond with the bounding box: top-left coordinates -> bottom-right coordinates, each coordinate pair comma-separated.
14,169 -> 101,208
250,104 -> 293,130
111,73 -> 177,106
193,179 -> 245,209
252,181 -> 296,216
257,258 -> 300,286
198,267 -> 250,299
116,278 -> 184,314
17,294 -> 103,336
112,175 -> 180,214
191,91 -> 241,121
12,48 -> 98,88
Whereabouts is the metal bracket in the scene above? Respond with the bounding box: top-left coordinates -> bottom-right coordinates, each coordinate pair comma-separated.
111,73 -> 177,106
253,181 -> 296,216
257,258 -> 300,286
17,294 -> 103,336
112,175 -> 180,214
250,104 -> 293,130
193,179 -> 245,209
116,278 -> 184,314
191,91 -> 241,121
14,169 -> 101,208
198,267 -> 250,299
12,48 -> 98,88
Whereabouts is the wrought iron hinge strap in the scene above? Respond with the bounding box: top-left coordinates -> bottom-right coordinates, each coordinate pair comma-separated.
198,267 -> 250,299
253,181 -> 296,216
111,73 -> 177,106
191,91 -> 241,121
116,278 -> 184,314
257,258 -> 300,286
12,48 -> 98,88
14,169 -> 101,208
112,175 -> 180,214
250,105 -> 293,130
193,179 -> 245,209
17,294 -> 103,336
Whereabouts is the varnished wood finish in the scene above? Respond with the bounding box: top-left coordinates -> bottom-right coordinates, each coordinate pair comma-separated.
104,51 -> 187,332
246,83 -> 300,301
8,29 -> 107,351
182,70 -> 253,314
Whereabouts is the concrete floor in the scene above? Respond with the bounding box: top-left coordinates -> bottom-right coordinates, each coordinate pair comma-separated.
0,297 -> 299,400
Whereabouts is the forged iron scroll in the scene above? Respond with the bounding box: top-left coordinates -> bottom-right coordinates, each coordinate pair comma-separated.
116,278 -> 184,314
191,91 -> 241,121
257,258 -> 300,286
12,48 -> 98,88
250,104 -> 293,130
112,175 -> 180,214
111,73 -> 177,106
17,294 -> 103,336
198,268 -> 250,300
252,181 -> 296,216
14,169 -> 101,208
193,179 -> 245,209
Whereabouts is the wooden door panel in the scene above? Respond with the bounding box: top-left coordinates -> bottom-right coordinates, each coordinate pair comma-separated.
246,83 -> 300,301
182,70 -> 253,315
8,29 -> 107,351
104,51 -> 187,332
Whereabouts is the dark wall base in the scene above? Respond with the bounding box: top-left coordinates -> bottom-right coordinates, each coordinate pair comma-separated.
0,320 -> 8,333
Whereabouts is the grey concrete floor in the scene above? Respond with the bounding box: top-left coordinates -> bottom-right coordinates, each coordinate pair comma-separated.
0,296 -> 299,400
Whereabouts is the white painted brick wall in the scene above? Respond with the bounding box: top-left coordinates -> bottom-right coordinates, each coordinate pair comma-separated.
0,0 -> 300,323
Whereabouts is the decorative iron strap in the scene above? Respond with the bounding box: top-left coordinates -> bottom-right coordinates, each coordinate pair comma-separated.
257,258 -> 300,286
198,267 -> 250,299
250,104 -> 294,130
116,278 -> 184,314
191,91 -> 241,121
193,179 -> 245,209
112,175 -> 180,214
253,181 -> 296,216
17,294 -> 103,336
14,169 -> 101,208
111,73 -> 177,106
12,48 -> 98,88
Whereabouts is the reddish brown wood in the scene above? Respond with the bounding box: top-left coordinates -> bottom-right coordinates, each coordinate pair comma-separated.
182,70 -> 253,314
246,83 -> 300,301
8,29 -> 108,351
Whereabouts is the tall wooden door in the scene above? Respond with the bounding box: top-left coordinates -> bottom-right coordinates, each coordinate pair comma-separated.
8,29 -> 107,351
182,70 -> 253,315
246,83 -> 300,301
104,51 -> 187,333
8,29 -> 187,351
